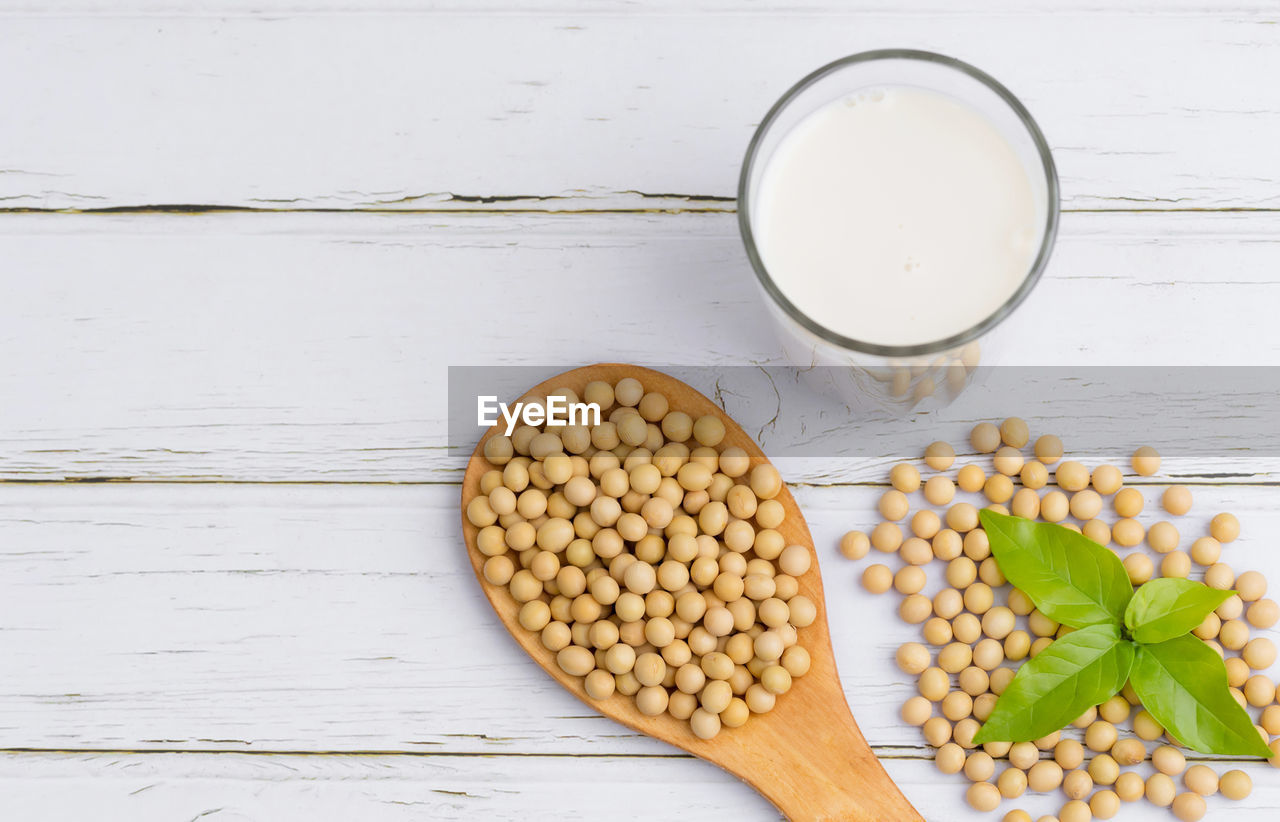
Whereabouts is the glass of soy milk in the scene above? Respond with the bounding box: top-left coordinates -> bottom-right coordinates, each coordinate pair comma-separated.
739,50 -> 1058,411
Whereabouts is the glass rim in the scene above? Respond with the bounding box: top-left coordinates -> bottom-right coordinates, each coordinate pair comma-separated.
737,48 -> 1061,359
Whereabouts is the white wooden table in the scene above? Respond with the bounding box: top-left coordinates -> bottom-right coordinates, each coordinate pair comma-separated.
3,2 -> 1280,819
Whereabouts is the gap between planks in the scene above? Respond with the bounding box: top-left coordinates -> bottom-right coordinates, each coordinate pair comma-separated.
0,746 -> 1261,764
0,746 -> 913,759
2,204 -> 1280,217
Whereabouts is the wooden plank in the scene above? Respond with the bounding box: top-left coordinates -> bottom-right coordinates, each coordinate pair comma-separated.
0,481 -> 1276,755
2,211 -> 1280,483
1,11 -> 1279,210
0,750 -> 1277,821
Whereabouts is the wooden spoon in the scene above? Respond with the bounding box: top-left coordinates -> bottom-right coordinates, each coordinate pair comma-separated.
460,364 -> 924,821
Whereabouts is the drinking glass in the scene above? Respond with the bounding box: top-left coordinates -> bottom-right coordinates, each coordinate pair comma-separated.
738,49 -> 1059,411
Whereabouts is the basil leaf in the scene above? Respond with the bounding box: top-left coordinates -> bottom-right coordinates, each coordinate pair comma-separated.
980,510 -> 1133,628
1124,578 -> 1235,645
973,623 -> 1134,744
1130,635 -> 1273,757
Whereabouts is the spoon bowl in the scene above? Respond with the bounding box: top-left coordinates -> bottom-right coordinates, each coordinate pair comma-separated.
461,364 -> 923,821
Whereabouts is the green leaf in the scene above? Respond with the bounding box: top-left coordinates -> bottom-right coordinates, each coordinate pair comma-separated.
979,510 -> 1133,628
1124,578 -> 1235,645
1130,635 -> 1273,757
973,624 -> 1135,744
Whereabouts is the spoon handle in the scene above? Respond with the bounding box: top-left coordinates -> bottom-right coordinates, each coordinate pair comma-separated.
736,679 -> 924,821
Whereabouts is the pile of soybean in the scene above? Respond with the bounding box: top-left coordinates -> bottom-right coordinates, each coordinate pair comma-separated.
466,377 -> 815,741
841,421 -> 1280,822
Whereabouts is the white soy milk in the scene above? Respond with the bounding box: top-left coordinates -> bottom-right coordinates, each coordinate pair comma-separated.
753,86 -> 1039,348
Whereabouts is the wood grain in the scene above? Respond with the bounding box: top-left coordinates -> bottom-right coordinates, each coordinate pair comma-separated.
2,481 -> 1269,757
2,482 -> 1276,755
459,364 -> 921,820
8,750 -> 1277,822
3,211 -> 1280,484
1,481 -> 1278,819
1,10 -> 1279,211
